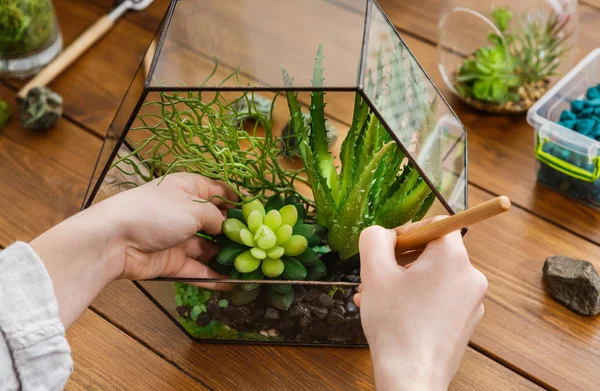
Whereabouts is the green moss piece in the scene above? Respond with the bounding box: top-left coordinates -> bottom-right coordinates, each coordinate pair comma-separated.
178,318 -> 283,342
0,98 -> 12,129
328,286 -> 345,299
0,0 -> 57,57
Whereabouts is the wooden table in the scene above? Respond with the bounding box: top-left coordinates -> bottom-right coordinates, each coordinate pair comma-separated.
1,0 -> 599,389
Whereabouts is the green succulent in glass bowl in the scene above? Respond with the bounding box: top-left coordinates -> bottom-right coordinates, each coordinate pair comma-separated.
209,195 -> 328,310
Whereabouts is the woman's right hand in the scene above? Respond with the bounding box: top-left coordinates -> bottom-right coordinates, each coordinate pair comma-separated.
355,220 -> 488,390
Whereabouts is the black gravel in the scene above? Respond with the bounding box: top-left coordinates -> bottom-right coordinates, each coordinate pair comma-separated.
176,272 -> 366,344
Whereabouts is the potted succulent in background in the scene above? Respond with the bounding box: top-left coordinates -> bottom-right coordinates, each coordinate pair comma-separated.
438,1 -> 578,114
0,0 -> 62,78
84,0 -> 468,345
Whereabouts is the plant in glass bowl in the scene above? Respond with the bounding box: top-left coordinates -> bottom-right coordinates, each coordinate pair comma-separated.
439,2 -> 576,114
84,0 -> 468,346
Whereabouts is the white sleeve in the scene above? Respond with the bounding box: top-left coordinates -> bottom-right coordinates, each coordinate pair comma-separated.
0,242 -> 73,391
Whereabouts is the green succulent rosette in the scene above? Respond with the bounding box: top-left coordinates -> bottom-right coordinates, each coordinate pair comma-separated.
208,195 -> 328,310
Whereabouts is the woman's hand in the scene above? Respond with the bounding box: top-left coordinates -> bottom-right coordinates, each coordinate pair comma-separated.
31,173 -> 236,328
104,173 -> 237,281
355,220 -> 488,391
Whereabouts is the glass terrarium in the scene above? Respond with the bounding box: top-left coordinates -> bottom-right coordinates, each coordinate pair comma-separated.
0,0 -> 63,78
438,0 -> 578,114
83,0 -> 468,346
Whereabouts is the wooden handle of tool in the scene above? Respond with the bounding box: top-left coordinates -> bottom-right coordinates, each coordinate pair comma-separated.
143,39 -> 157,77
18,15 -> 115,99
395,196 -> 511,254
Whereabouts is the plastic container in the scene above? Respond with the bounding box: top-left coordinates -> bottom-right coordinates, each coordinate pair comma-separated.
527,48 -> 600,209
0,0 -> 63,79
438,0 -> 578,114
83,0 -> 468,346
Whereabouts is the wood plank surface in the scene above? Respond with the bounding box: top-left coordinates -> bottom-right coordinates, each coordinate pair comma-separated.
0,86 -> 101,244
92,280 -> 542,391
66,310 -> 207,390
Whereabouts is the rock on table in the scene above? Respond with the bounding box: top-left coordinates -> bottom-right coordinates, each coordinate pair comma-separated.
543,256 -> 600,316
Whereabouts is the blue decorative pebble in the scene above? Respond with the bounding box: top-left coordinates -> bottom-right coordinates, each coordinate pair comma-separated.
574,118 -> 596,136
579,107 -> 595,118
560,110 -> 576,121
586,99 -> 600,107
557,148 -> 571,161
572,100 -> 586,113
559,119 -> 577,129
548,85 -> 600,208
586,84 -> 600,100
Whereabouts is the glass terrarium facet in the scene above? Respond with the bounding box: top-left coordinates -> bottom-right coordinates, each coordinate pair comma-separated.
84,0 -> 468,346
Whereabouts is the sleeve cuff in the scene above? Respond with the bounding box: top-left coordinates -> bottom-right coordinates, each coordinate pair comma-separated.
0,242 -> 72,390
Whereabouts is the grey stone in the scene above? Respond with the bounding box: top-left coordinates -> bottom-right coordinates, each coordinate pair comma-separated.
195,312 -> 212,327
264,307 -> 281,321
344,301 -> 358,314
327,312 -> 346,325
543,256 -> 600,316
308,305 -> 329,320
332,305 -> 346,316
316,293 -> 333,309
299,314 -> 312,327
20,86 -> 63,131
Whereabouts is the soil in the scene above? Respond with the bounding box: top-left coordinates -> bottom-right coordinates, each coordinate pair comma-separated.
175,271 -> 366,345
453,77 -> 549,115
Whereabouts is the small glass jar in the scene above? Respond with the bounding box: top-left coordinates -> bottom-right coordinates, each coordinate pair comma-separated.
438,0 -> 578,114
0,0 -> 62,79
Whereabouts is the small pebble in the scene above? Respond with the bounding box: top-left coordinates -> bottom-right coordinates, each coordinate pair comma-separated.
333,305 -> 346,316
327,312 -> 346,326
308,305 -> 329,320
345,301 -> 358,314
578,107 -> 595,118
264,307 -> 281,321
574,118 -> 596,136
299,315 -> 312,327
316,293 -> 334,309
587,85 -> 600,100
559,119 -> 576,129
560,110 -> 576,121
195,313 -> 212,327
20,86 -> 63,131
572,100 -> 586,113
304,288 -> 321,303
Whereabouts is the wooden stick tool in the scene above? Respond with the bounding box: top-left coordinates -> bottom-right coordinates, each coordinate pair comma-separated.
395,196 -> 511,254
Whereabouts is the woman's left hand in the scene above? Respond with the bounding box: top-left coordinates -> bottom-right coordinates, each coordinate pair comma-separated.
31,173 -> 236,328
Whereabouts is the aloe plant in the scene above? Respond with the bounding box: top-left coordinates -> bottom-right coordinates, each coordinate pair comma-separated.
283,44 -> 435,260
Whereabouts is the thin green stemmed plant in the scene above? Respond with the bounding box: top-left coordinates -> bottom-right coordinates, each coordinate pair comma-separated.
113,61 -> 314,209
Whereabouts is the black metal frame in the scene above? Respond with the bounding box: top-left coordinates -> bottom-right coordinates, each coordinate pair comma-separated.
81,0 -> 470,346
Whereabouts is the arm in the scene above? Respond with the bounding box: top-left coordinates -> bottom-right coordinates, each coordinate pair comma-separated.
355,221 -> 488,390
30,172 -> 237,329
0,173 -> 235,389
